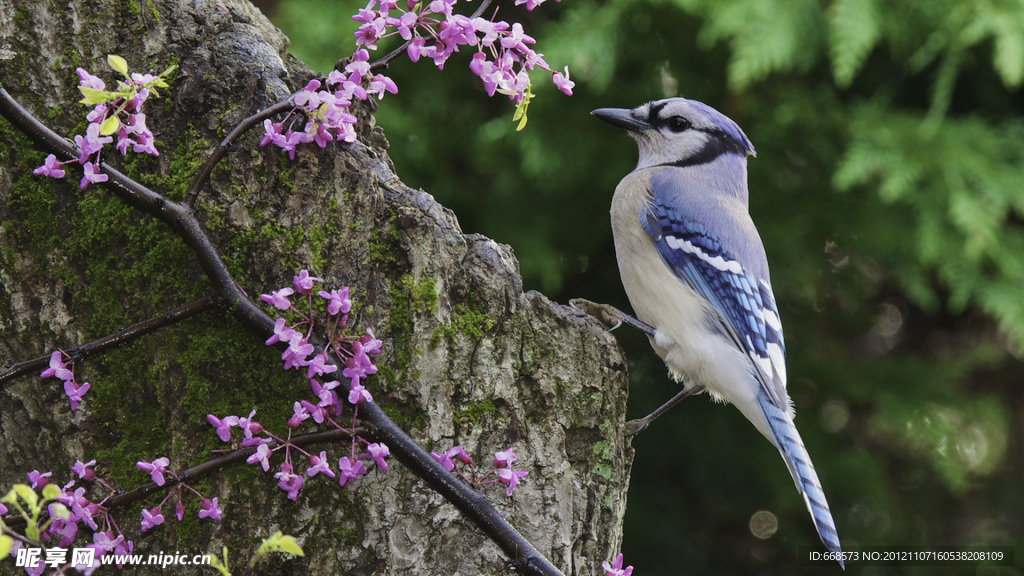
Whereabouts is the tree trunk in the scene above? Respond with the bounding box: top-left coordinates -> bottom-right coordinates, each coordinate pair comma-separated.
0,1 -> 632,574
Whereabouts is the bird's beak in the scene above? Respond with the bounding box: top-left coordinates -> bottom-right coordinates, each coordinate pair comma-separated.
592,107 -> 649,133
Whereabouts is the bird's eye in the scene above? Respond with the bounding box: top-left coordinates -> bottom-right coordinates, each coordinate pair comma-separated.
667,116 -> 691,133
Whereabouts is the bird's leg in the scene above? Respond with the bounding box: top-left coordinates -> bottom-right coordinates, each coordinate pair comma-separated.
569,298 -> 656,337
625,385 -> 705,436
570,298 -> 703,435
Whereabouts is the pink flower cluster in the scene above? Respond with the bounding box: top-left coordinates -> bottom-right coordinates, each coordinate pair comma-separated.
39,350 -> 91,411
353,0 -> 574,104
260,50 -> 397,159
429,445 -> 529,497
204,271 -> 389,501
131,456 -> 222,534
4,462 -> 136,574
33,55 -> 174,189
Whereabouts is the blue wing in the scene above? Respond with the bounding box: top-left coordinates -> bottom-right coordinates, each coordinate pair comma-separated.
640,199 -> 789,410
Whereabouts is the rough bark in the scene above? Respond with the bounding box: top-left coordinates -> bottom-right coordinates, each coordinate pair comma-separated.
0,1 -> 632,575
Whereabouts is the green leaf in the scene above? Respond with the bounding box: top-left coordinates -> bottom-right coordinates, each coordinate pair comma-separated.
207,546 -> 232,576
107,54 -> 129,76
694,0 -> 824,89
49,503 -> 70,520
828,0 -> 880,87
0,535 -> 12,559
274,535 -> 304,557
40,483 -> 62,501
989,16 -> 1024,87
78,86 -> 117,105
99,115 -> 120,136
12,484 -> 38,510
511,84 -> 534,132
257,531 -> 304,558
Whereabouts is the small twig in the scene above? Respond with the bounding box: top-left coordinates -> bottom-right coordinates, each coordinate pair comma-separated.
184,97 -> 295,207
470,0 -> 495,19
0,296 -> 223,387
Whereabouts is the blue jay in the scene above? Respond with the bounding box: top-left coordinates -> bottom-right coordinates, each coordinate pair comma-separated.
591,98 -> 844,566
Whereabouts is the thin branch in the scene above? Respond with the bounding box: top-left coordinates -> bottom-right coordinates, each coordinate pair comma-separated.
370,41 -> 413,71
470,0 -> 495,20
103,429 -> 352,509
183,97 -> 295,207
0,296 -> 223,387
0,86 -> 565,576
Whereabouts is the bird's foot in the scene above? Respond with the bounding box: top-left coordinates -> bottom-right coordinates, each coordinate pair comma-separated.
623,385 -> 706,437
569,298 -> 656,337
624,417 -> 651,437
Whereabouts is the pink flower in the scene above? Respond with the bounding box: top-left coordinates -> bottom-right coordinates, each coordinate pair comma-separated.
552,65 -> 574,96
338,456 -> 367,486
198,497 -> 222,521
259,287 -> 294,310
293,269 -> 323,295
237,408 -> 263,438
136,456 -> 171,486
260,120 -> 285,147
497,467 -> 528,496
368,74 -> 398,99
430,446 -> 470,471
207,414 -> 239,442
301,399 -> 326,424
282,332 -> 313,370
287,401 -> 310,428
274,463 -> 304,500
76,67 -> 105,90
306,451 -> 336,478
407,37 -> 427,62
306,352 -> 338,379
319,287 -> 352,316
140,506 -> 164,532
493,448 -> 517,468
602,553 -> 634,576
26,470 -> 51,489
40,350 -> 74,381
265,317 -> 296,346
64,380 -> 90,411
93,528 -> 121,549
72,459 -> 97,482
33,154 -> 66,178
51,516 -> 78,547
247,443 -> 272,471
68,487 -> 99,530
80,161 -> 108,188
365,442 -> 390,471
348,380 -> 373,405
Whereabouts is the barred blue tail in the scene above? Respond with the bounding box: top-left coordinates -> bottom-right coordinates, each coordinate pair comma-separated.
757,390 -> 845,569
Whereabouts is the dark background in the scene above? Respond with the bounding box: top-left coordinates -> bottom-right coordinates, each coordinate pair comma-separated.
251,0 -> 1023,574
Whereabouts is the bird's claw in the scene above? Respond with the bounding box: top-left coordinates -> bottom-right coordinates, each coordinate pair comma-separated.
569,298 -> 656,337
624,418 -> 650,437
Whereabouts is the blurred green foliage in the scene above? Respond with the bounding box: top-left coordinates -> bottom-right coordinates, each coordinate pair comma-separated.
262,0 -> 1022,573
